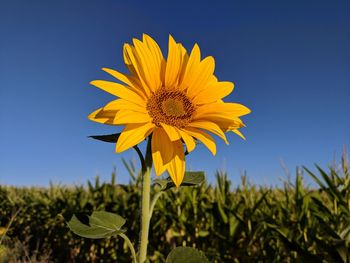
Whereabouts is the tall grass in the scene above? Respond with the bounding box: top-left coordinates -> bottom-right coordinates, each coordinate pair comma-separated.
0,151 -> 349,262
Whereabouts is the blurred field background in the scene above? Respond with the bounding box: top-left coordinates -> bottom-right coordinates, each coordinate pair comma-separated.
1,150 -> 349,263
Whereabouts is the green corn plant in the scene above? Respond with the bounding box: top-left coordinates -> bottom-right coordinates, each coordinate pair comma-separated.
303,150 -> 350,263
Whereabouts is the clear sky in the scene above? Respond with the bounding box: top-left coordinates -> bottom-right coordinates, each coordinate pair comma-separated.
1,0 -> 349,187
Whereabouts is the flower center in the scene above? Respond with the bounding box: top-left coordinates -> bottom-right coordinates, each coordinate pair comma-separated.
162,98 -> 185,117
147,88 -> 196,128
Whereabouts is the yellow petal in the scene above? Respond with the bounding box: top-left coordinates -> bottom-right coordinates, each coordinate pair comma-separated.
218,103 -> 251,115
186,56 -> 215,99
177,44 -> 189,86
142,34 -> 166,87
166,140 -> 185,187
182,127 -> 216,155
193,81 -> 234,105
88,107 -> 117,125
216,119 -> 246,140
160,58 -> 166,86
103,99 -> 146,113
142,34 -> 164,71
195,115 -> 247,126
195,102 -> 251,120
116,122 -> 155,153
188,120 -> 229,145
133,38 -> 161,92
152,128 -> 174,176
178,129 -> 196,153
178,44 -> 201,91
232,129 -> 246,140
113,110 -> 152,125
160,123 -> 181,141
217,119 -> 245,131
101,68 -> 147,99
123,44 -> 151,96
165,35 -> 182,88
102,67 -> 134,87
123,44 -> 138,76
90,80 -> 146,107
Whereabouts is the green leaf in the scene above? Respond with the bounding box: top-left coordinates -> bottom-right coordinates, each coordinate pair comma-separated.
182,171 -> 205,185
198,230 -> 209,237
217,201 -> 228,223
154,171 -> 205,191
67,211 -> 126,239
339,223 -> 350,242
89,133 -> 121,143
166,247 -> 210,263
0,227 -> 7,236
153,178 -> 169,190
229,214 -> 240,237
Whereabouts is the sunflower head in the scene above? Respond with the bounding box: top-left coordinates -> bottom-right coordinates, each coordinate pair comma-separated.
89,34 -> 251,187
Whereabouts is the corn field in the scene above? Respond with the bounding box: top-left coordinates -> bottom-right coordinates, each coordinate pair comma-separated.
0,152 -> 349,263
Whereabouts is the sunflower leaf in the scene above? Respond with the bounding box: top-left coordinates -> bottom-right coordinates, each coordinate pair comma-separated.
166,247 -> 210,263
67,211 -> 126,239
181,171 -> 206,186
89,133 -> 121,143
154,171 -> 205,191
153,178 -> 169,190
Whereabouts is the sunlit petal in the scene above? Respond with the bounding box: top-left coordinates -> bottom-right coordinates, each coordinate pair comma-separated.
166,140 -> 185,187
116,123 -> 155,153
152,128 -> 174,176
182,127 -> 216,155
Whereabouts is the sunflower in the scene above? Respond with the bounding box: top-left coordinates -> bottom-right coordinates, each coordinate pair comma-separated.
89,34 -> 251,187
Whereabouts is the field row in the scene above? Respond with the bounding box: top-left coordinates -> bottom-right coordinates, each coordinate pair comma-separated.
0,154 -> 349,262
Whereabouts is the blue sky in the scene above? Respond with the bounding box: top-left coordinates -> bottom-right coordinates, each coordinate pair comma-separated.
1,0 -> 349,187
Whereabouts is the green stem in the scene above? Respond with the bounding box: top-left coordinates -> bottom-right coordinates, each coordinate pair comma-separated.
149,191 -> 164,219
138,137 -> 152,263
120,233 -> 137,263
